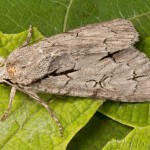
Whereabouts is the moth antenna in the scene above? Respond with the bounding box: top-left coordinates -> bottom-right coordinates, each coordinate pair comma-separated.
0,86 -> 16,121
21,25 -> 33,47
0,79 -> 63,136
25,91 -> 63,137
0,24 -> 62,132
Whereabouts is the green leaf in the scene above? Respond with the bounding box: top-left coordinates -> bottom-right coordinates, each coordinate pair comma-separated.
0,27 -> 44,57
64,0 -> 150,39
1,0 -> 150,149
0,29 -> 103,149
99,101 -> 150,127
138,37 -> 150,58
0,0 -> 150,38
103,125 -> 150,150
67,112 -> 132,150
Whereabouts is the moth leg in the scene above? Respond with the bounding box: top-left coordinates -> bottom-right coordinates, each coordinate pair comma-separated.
21,25 -> 33,47
27,92 -> 63,136
0,86 -> 16,121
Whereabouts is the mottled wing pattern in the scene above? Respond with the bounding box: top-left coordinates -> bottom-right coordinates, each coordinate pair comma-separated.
28,46 -> 150,102
6,19 -> 150,102
6,19 -> 138,85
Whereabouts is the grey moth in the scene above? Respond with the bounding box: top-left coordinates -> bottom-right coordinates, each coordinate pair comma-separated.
0,19 -> 150,136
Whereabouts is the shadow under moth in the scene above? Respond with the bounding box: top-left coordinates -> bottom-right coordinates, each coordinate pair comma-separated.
0,19 -> 150,136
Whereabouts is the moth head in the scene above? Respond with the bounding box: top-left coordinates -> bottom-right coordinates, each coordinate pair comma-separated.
3,46 -> 52,85
4,60 -> 31,85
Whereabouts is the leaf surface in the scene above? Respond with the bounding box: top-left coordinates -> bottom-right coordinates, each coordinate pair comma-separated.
0,0 -> 150,149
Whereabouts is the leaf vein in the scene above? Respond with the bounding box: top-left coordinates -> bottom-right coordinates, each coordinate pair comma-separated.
63,0 -> 74,32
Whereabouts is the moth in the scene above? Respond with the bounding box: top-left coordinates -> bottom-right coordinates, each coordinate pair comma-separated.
0,19 -> 150,136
